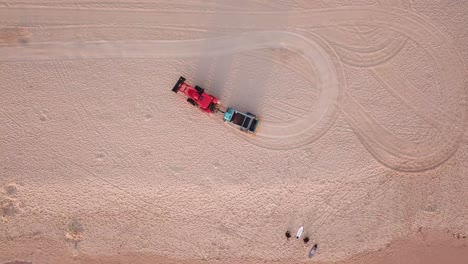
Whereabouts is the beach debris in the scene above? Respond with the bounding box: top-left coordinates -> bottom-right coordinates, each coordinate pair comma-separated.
296,226 -> 304,239
309,244 -> 318,258
285,230 -> 291,240
303,236 -> 309,244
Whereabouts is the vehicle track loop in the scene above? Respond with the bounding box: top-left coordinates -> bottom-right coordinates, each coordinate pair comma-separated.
0,6 -> 465,171
0,31 -> 344,151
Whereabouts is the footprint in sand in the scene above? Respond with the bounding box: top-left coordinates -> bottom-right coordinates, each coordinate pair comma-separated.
1,183 -> 21,220
38,109 -> 49,122
4,183 -> 18,196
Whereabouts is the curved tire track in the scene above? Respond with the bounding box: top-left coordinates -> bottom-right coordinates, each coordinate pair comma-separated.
0,6 -> 465,171
315,28 -> 408,67
0,31 -> 344,151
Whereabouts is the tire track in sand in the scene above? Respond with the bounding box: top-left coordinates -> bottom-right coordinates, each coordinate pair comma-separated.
307,0 -> 410,67
0,6 -> 465,171
331,9 -> 466,171
0,31 -> 345,152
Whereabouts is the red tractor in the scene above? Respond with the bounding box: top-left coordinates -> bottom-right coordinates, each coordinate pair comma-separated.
172,76 -> 220,114
171,76 -> 261,134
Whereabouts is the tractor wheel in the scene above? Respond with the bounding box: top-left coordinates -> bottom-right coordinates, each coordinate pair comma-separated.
187,98 -> 197,106
209,103 -> 219,113
195,85 -> 204,94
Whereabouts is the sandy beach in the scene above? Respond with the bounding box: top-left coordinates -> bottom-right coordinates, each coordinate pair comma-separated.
1,0 -> 467,263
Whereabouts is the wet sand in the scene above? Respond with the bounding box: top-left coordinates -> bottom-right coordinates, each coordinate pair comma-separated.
341,230 -> 468,264
2,230 -> 467,264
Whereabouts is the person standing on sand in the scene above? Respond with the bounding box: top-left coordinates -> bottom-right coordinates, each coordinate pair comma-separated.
285,231 -> 291,240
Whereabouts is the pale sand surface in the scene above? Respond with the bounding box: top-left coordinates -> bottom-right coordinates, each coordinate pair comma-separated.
1,0 -> 467,263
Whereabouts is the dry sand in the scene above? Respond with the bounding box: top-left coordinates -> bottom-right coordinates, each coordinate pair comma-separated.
1,0 -> 467,263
